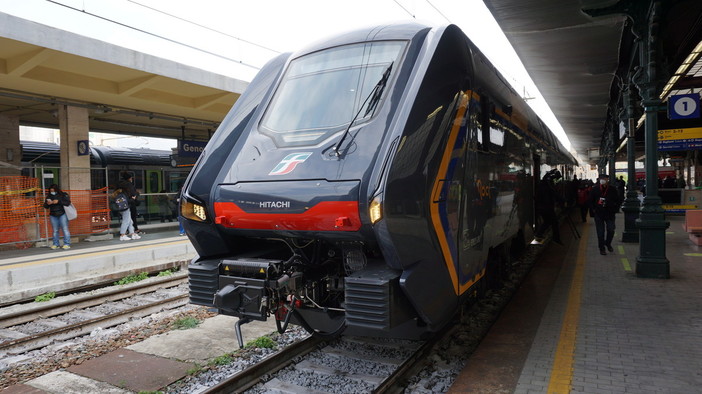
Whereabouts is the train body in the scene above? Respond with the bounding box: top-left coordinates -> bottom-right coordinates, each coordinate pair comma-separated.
20,141 -> 189,194
20,141 -> 190,223
182,23 -> 574,339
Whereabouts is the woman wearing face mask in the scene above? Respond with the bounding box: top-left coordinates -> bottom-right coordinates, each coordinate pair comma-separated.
43,184 -> 71,250
589,174 -> 621,255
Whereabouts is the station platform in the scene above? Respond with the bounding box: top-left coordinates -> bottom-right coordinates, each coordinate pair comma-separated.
0,223 -> 198,305
450,213 -> 702,393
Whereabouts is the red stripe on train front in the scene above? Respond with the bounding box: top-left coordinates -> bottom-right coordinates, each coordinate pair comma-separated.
213,201 -> 361,231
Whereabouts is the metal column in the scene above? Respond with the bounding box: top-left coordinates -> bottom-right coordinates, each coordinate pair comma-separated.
633,1 -> 669,278
621,83 -> 640,243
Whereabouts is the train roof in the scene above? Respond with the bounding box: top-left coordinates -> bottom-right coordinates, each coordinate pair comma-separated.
292,22 -> 431,59
91,145 -> 171,166
293,22 -> 577,167
20,140 -> 172,167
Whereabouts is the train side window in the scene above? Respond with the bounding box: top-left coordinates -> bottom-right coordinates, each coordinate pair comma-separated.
479,97 -> 491,152
471,96 -> 482,149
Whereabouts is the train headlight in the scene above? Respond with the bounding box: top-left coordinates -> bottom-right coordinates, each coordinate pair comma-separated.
369,198 -> 382,224
182,200 -> 207,222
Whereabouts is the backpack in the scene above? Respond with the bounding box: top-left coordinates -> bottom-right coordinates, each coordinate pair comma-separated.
114,192 -> 129,211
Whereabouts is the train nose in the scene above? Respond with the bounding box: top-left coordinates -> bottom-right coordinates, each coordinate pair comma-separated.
214,180 -> 362,232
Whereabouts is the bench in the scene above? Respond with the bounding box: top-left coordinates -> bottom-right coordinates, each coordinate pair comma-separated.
684,210 -> 702,245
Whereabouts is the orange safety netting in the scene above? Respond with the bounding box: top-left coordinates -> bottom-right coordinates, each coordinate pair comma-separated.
0,176 -> 111,248
0,176 -> 42,248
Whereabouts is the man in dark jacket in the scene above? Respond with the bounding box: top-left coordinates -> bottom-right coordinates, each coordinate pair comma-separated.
117,172 -> 142,234
535,169 -> 564,245
589,174 -> 621,255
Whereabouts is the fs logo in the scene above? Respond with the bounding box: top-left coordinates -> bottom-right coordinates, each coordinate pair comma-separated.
268,152 -> 312,176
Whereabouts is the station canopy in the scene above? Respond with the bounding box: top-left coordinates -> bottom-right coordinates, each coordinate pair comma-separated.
0,11 -> 248,141
483,0 -> 702,161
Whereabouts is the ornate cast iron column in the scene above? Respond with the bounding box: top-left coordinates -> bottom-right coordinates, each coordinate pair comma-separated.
608,121 -> 617,180
621,83 -> 641,242
585,0 -> 668,277
633,1 -> 669,278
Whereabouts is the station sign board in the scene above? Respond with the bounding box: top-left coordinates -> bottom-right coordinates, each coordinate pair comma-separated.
668,93 -> 700,120
658,127 -> 702,151
178,139 -> 207,158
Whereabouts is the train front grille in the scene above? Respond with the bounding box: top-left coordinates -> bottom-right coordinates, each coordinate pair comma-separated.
188,259 -> 219,306
344,263 -> 412,331
345,279 -> 392,330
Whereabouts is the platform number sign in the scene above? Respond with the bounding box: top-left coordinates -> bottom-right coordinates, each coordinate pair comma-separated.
668,93 -> 700,120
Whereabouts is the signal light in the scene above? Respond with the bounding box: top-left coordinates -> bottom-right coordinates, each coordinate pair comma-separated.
369,198 -> 382,224
182,200 -> 207,222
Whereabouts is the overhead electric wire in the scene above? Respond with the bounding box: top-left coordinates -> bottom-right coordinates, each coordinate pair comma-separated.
425,0 -> 452,23
45,0 -> 263,70
392,0 -> 452,23
392,0 -> 415,18
126,0 -> 281,55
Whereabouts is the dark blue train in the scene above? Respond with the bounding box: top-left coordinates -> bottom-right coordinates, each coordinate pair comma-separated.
182,23 -> 575,340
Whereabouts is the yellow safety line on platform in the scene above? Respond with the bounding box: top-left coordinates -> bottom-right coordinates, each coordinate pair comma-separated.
547,222 -> 589,393
683,253 -> 702,257
621,258 -> 632,272
616,245 -> 631,271
0,240 -> 189,271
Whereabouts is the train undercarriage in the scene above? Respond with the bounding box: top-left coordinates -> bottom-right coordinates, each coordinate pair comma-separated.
188,238 -> 426,347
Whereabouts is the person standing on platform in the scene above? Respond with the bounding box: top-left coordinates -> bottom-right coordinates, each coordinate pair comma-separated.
112,187 -> 140,241
43,184 -> 71,250
576,180 -> 592,223
176,186 -> 185,236
616,176 -> 626,205
677,175 -> 687,189
117,172 -> 143,235
535,169 -> 564,245
589,174 -> 621,255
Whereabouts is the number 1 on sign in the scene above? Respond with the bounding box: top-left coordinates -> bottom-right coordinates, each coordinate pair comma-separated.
675,97 -> 697,117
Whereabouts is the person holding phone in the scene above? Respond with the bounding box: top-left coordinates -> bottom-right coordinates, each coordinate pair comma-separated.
43,184 -> 71,250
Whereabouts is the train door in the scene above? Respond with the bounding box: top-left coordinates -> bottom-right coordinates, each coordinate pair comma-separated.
457,93 -> 491,295
430,92 -> 470,270
145,170 -> 162,221
165,170 -> 188,192
36,168 -> 59,190
532,154 -> 541,236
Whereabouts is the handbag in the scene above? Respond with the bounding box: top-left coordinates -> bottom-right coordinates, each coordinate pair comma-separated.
64,203 -> 78,221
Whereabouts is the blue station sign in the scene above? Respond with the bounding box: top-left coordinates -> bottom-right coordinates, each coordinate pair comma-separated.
178,139 -> 206,158
668,93 -> 700,120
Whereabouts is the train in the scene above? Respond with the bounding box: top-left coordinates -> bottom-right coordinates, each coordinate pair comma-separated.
20,140 -> 191,222
182,23 -> 576,341
19,140 -> 189,194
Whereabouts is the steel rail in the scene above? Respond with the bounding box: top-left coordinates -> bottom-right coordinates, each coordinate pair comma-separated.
0,294 -> 189,355
0,273 -> 187,328
372,324 -> 459,393
201,335 -> 324,394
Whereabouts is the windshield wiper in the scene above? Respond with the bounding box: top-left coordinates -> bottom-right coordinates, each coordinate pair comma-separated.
334,62 -> 394,157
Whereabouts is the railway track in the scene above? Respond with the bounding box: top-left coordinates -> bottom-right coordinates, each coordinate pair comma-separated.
200,323 -> 457,394
0,273 -> 188,355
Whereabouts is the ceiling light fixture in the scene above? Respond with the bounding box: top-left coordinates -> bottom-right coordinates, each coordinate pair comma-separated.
660,39 -> 702,100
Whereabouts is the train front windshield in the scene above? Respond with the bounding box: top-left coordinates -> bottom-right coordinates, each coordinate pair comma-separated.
260,41 -> 406,147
